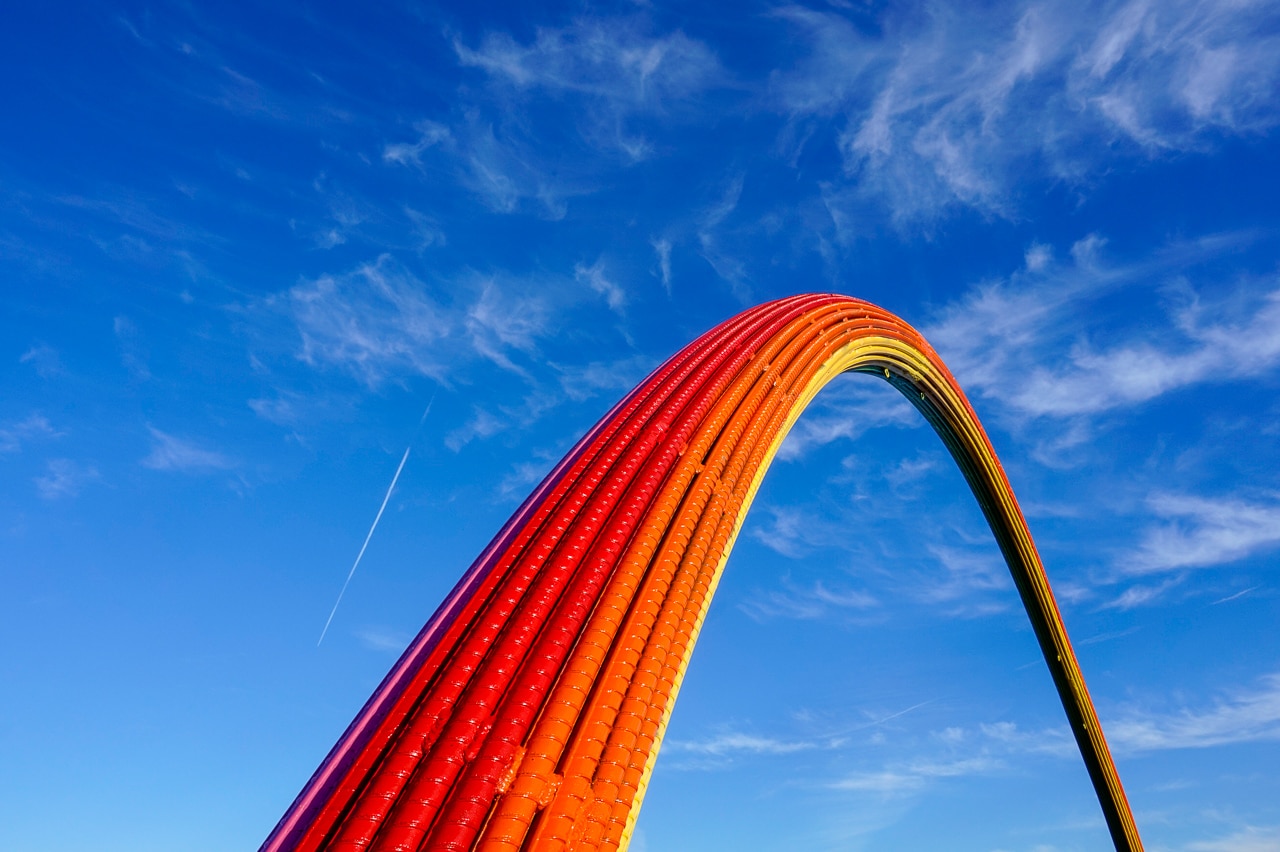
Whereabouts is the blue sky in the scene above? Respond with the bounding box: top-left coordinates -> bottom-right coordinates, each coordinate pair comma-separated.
2,1 -> 1279,850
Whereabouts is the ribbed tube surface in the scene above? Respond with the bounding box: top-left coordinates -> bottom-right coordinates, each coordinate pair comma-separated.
262,294 -> 1143,852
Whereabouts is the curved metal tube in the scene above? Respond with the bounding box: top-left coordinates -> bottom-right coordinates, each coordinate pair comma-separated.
263,294 -> 1142,852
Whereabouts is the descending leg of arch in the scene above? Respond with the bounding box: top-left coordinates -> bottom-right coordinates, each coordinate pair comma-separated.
262,295 -> 1143,852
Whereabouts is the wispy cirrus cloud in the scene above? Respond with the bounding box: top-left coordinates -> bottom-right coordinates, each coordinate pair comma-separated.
1109,672 -> 1280,752
553,354 -> 655,402
0,414 -> 60,454
976,719 -> 1077,759
1125,492 -> 1280,575
19,344 -> 63,378
355,627 -> 412,654
776,378 -> 920,461
247,392 -> 306,428
1100,577 -> 1183,610
650,238 -> 672,294
266,254 -> 639,448
454,20 -> 720,106
920,230 -> 1280,458
113,315 -> 151,380
778,0 -> 1280,225
748,505 -> 822,558
666,731 -> 824,758
278,255 -> 559,387
915,544 -> 1012,615
740,575 -> 879,622
382,120 -> 451,169
497,456 -> 557,498
696,174 -> 750,296
142,427 -> 235,473
382,19 -> 724,216
1187,825 -> 1280,852
832,756 -> 1003,794
744,505 -> 1011,620
52,193 -> 216,246
445,407 -> 507,452
1006,286 -> 1280,418
454,18 -> 723,161
445,392 -> 561,454
463,282 -> 549,377
573,259 -> 626,314
825,671 -> 1280,795
285,255 -> 454,386
385,116 -> 579,218
767,6 -> 881,117
1084,490 -> 1280,610
34,459 -> 98,500
969,672 -> 1280,756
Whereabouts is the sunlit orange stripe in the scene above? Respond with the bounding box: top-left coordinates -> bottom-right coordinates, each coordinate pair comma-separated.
591,310 -> 864,848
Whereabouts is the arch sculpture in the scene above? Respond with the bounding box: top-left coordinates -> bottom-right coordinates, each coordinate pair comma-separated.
263,294 -> 1143,852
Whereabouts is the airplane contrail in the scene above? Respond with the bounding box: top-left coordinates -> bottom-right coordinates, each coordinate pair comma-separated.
318,398 -> 434,646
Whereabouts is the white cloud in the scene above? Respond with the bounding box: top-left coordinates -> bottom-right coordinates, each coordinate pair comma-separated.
383,19 -> 722,215
650,237 -> 672,293
247,393 -> 304,427
767,6 -> 881,116
34,459 -> 98,500
20,344 -> 63,377
1007,287 -> 1280,417
883,453 -> 939,494
453,19 -> 721,116
0,414 -> 60,453
961,672 -> 1280,759
574,258 -> 626,313
740,575 -> 879,621
982,672 -> 1280,758
777,378 -> 919,461
554,354 -> 655,402
977,720 -> 1078,759
916,544 -> 1012,611
744,509 -> 1017,619
696,175 -> 749,294
381,120 -> 450,167
287,255 -> 453,386
1127,492 -> 1280,574
459,121 -> 570,218
142,427 -> 235,472
444,391 -> 562,456
666,731 -> 820,757
272,255 -> 632,448
281,256 -> 558,387
921,231 -> 1278,445
778,1 -> 1280,224
113,315 -> 151,379
1101,578 -> 1182,610
355,627 -> 412,654
403,206 -> 445,250
445,407 -> 507,452
464,282 -> 550,376
498,457 -> 555,497
1071,0 -> 1280,142
924,234 -> 1108,397
1186,826 -> 1280,852
1108,672 -> 1280,752
748,505 -> 825,558
1024,242 -> 1052,271
833,756 -> 1003,793
384,117 -> 574,218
